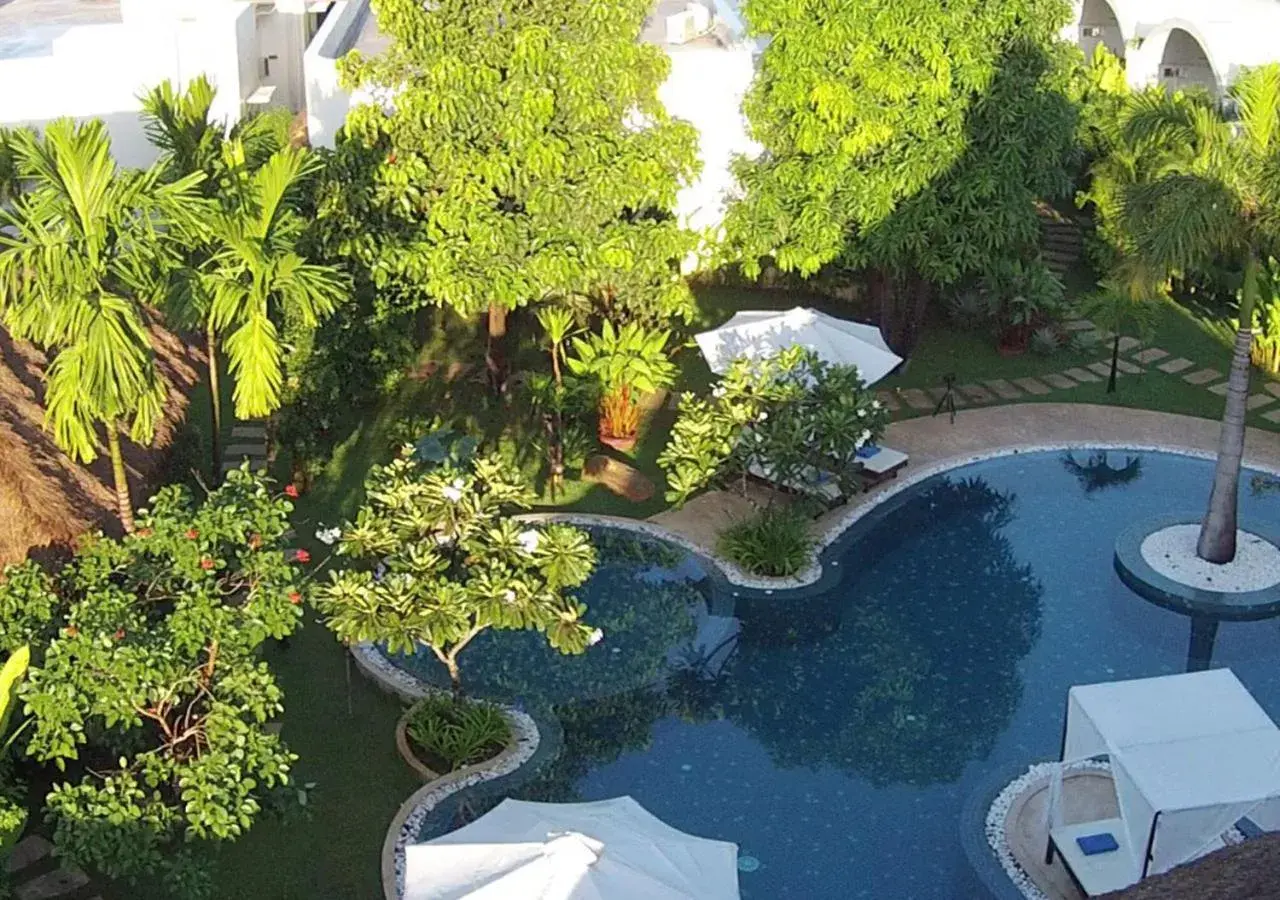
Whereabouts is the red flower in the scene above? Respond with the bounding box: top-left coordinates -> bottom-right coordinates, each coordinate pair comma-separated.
64,625 -> 78,637
294,549 -> 311,564
113,629 -> 125,641
387,152 -> 397,165
288,592 -> 302,605
200,557 -> 215,571
284,484 -> 300,499
185,528 -> 199,540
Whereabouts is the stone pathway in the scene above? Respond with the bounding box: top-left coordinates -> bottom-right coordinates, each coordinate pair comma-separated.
874,320 -> 1280,427
221,420 -> 269,478
7,835 -> 102,900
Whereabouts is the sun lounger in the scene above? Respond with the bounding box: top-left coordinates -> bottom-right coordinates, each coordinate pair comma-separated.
746,460 -> 844,504
1046,818 -> 1137,897
853,444 -> 909,487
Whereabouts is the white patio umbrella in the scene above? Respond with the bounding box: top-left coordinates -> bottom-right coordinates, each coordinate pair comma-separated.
403,796 -> 740,900
694,306 -> 902,384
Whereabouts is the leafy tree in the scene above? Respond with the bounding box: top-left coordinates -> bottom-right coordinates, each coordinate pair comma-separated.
724,0 -> 1079,350
659,347 -> 889,505
1102,65 -> 1280,562
315,451 -> 599,692
566,322 -> 677,446
0,120 -> 205,531
336,0 -> 701,374
141,76 -> 296,473
0,469 -> 305,897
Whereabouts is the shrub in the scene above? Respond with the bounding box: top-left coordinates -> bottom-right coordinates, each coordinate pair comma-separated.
719,504 -> 814,577
406,695 -> 511,772
1030,325 -> 1063,356
946,289 -> 993,332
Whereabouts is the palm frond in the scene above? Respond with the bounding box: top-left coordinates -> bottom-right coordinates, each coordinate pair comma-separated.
1232,64 -> 1280,161
1122,174 -> 1241,273
224,313 -> 283,419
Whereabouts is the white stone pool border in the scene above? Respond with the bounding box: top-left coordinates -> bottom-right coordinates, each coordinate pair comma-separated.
353,644 -> 541,900
1141,524 -> 1280,593
530,443 -> 1280,592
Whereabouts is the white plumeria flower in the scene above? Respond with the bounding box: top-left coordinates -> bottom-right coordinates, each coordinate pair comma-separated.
858,430 -> 872,445
587,628 -> 604,646
712,386 -> 726,398
856,408 -> 866,418
435,532 -> 454,546
871,400 -> 883,411
516,529 -> 540,554
757,411 -> 768,422
441,485 -> 463,502
503,589 -> 517,604
315,525 -> 342,546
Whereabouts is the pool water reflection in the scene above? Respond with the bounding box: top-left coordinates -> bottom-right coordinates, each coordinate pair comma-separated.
404,451 -> 1280,899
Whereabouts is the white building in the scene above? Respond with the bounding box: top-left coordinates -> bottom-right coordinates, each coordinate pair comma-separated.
5,0 -> 1280,219
1068,0 -> 1280,95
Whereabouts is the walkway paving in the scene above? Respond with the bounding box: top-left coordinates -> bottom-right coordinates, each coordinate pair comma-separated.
6,835 -> 101,900
650,403 -> 1280,560
221,420 -> 269,477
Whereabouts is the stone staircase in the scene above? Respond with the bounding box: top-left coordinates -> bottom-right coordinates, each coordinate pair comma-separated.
6,836 -> 100,900
220,420 -> 270,479
1037,204 -> 1084,280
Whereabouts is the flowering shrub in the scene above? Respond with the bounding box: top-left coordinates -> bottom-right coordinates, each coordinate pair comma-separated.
314,451 -> 599,692
0,467 -> 304,897
658,347 -> 889,505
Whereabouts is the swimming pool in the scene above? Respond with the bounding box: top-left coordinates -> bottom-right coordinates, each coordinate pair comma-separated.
398,450 -> 1280,899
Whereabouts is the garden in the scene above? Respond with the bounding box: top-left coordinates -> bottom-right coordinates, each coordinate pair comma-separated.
2,0 -> 1280,896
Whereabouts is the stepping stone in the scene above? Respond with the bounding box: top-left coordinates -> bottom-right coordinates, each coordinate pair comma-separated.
1158,357 -> 1195,374
1183,368 -> 1223,386
983,379 -> 1023,400
1132,347 -> 1169,364
875,391 -> 900,412
1264,408 -> 1280,425
1074,330 -> 1103,346
1041,373 -> 1078,390
1087,361 -> 1119,378
927,386 -> 967,408
1063,319 -> 1095,332
222,459 -> 267,475
7,836 -> 53,874
223,443 -> 266,459
1116,336 -> 1141,353
1063,367 -> 1101,384
1208,381 -> 1230,395
1114,358 -> 1143,375
583,455 -> 654,502
1012,376 -> 1053,396
15,867 -> 90,900
1265,382 -> 1280,399
1248,393 -> 1275,411
899,388 -> 933,410
957,383 -> 996,404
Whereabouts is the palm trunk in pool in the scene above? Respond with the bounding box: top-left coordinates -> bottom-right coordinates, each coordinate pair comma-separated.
107,425 -> 135,533
1196,255 -> 1258,564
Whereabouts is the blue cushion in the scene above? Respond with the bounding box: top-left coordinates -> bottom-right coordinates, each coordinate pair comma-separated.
1076,832 -> 1119,856
856,444 -> 881,460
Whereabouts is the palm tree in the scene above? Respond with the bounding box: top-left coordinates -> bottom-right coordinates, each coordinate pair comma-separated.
1081,262 -> 1158,393
141,76 -> 292,475
0,120 -> 205,530
200,147 -> 348,422
1116,66 -> 1280,562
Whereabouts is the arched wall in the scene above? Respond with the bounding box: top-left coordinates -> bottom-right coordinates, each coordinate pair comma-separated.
1125,19 -> 1223,95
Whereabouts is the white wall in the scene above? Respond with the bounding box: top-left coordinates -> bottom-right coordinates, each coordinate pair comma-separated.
304,0 -> 378,148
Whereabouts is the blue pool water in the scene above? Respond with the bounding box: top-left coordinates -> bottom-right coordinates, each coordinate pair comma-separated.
403,450 -> 1280,898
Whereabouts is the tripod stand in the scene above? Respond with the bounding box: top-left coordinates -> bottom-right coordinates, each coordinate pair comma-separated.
933,373 -> 958,425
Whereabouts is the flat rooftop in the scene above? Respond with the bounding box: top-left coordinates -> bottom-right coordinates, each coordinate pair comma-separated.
0,0 -> 120,57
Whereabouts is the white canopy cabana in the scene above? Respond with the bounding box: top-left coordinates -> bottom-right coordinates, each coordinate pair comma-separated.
403,796 -> 740,900
693,307 -> 902,384
1051,669 -> 1280,893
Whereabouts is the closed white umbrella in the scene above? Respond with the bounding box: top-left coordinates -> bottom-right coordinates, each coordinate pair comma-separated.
694,306 -> 902,385
403,796 -> 740,900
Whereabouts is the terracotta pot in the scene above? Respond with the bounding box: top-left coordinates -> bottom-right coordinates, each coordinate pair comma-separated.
599,431 -> 638,453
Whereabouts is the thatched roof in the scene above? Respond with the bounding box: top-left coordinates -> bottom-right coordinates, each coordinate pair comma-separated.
1107,833 -> 1280,900
0,326 -> 201,565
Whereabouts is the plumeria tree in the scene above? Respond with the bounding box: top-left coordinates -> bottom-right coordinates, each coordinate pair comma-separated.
659,347 -> 889,505
315,452 -> 599,692
0,469 -> 306,896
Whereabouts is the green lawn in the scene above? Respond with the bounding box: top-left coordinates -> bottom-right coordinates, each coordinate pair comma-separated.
117,280 -> 1280,900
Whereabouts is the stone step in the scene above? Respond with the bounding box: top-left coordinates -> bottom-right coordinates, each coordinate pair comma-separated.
222,443 -> 268,459
1041,373 -> 1078,390
230,423 -> 268,440
222,459 -> 268,475
1063,367 -> 1101,384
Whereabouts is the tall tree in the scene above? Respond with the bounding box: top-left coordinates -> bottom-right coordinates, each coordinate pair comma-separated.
724,0 -> 1079,350
141,76 -> 296,476
1105,66 -> 1280,562
0,120 -> 205,531
337,0 -> 701,380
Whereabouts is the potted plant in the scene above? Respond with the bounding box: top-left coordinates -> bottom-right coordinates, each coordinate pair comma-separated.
982,259 -> 1065,356
567,322 -> 677,452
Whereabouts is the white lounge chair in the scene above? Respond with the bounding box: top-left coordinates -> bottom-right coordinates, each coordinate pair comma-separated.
1046,818 -> 1137,897
853,444 -> 909,487
746,460 -> 844,504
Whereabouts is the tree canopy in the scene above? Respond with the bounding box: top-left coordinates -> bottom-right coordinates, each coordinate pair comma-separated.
724,0 -> 1080,347
335,0 -> 701,328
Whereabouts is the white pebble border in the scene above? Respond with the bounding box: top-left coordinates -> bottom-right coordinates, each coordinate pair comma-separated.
1141,524 -> 1280,593
351,644 -> 542,900
985,759 -> 1245,899
528,444 -> 1280,592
